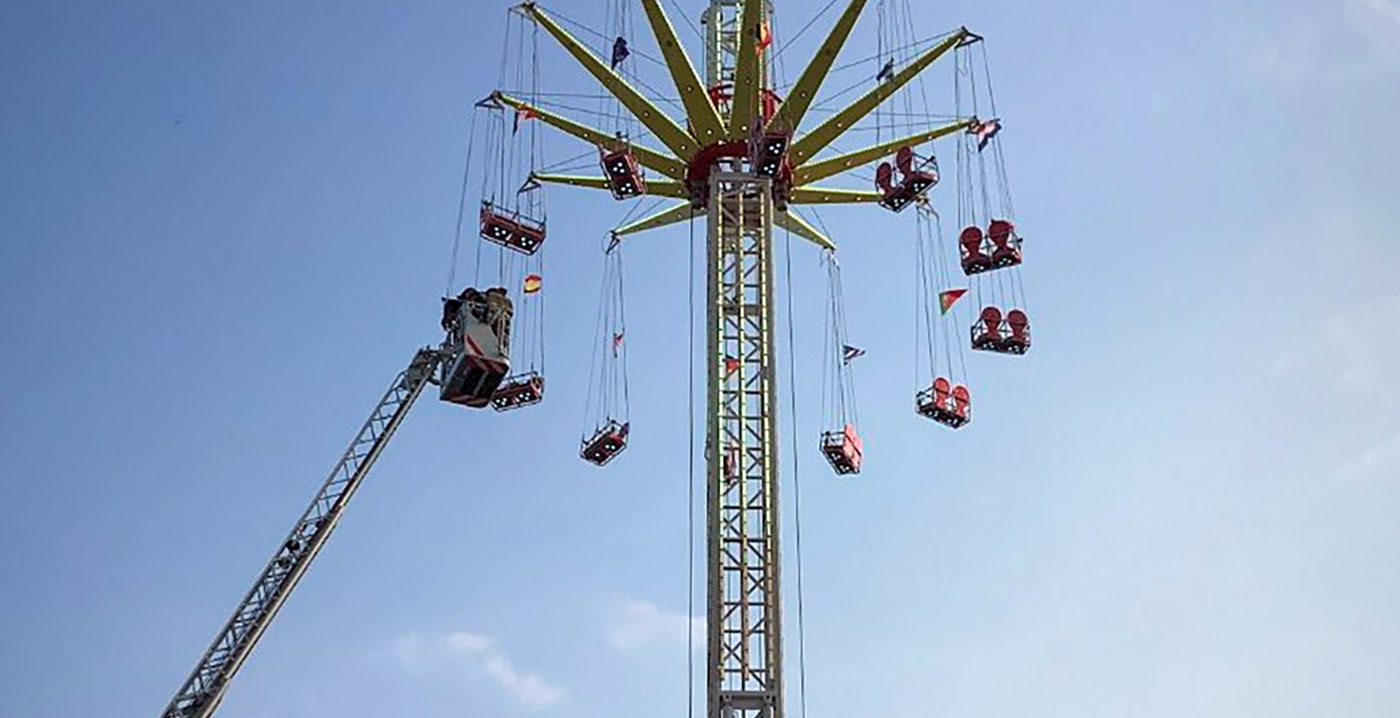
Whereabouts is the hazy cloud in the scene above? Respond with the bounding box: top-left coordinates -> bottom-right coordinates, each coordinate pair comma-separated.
393,630 -> 564,709
1248,0 -> 1400,85
605,600 -> 703,653
1348,0 -> 1400,66
1337,432 -> 1400,481
1270,295 -> 1400,392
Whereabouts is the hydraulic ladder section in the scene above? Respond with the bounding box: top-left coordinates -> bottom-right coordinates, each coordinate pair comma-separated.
160,347 -> 442,718
708,171 -> 783,718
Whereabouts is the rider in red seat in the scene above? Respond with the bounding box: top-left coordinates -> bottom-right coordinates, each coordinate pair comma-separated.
960,226 -> 992,275
1003,309 -> 1031,354
988,219 -> 1021,268
951,385 -> 971,421
932,377 -> 953,413
972,306 -> 1003,351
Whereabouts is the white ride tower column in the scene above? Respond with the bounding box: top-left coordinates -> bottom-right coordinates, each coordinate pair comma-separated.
706,169 -> 783,718
702,2 -> 783,715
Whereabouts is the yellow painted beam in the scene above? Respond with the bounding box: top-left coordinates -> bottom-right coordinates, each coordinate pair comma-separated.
790,187 -> 883,204
792,119 -> 973,185
789,28 -> 970,167
532,173 -> 688,200
767,0 -> 868,134
727,0 -> 766,140
615,202 -> 703,237
496,93 -> 687,180
640,0 -> 726,144
773,210 -> 836,251
521,2 -> 700,160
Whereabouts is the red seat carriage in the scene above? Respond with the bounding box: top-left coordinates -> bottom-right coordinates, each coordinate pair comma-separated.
480,201 -> 547,255
820,423 -> 864,475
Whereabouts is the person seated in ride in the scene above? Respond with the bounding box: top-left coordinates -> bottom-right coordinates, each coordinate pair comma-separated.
973,306 -> 1003,351
895,146 -> 933,187
931,377 -> 953,415
875,162 -> 896,199
1003,309 -> 1030,353
951,385 -> 971,422
960,226 -> 992,274
988,219 -> 1020,267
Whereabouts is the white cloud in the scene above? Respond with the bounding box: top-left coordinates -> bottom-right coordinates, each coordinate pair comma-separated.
1337,432 -> 1400,481
483,653 -> 566,709
1347,0 -> 1400,67
1247,0 -> 1400,85
1354,0 -> 1400,29
605,600 -> 703,653
393,630 -> 564,709
1270,295 -> 1400,392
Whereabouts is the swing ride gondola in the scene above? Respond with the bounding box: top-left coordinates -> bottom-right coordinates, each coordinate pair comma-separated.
875,146 -> 939,212
580,235 -> 631,466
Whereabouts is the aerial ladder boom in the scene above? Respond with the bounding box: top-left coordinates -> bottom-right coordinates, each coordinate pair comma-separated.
160,347 -> 443,718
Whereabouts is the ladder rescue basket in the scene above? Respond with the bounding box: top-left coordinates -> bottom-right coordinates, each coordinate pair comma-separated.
440,287 -> 514,407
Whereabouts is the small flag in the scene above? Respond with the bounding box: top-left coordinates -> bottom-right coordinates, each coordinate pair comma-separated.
971,118 -> 1002,151
611,37 -> 631,69
876,59 -> 896,83
513,104 -> 539,134
523,274 -> 543,294
939,288 -> 968,315
842,345 -> 866,364
757,22 -> 773,52
613,331 -> 625,354
724,355 -> 740,376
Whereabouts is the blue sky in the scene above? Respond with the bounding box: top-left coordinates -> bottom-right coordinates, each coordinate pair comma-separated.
2,0 -> 1399,717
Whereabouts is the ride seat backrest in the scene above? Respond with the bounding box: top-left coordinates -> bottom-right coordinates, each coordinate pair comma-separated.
875,162 -> 895,193
980,306 -> 1003,338
843,423 -> 863,457
1006,309 -> 1029,340
895,146 -> 915,176
951,385 -> 971,417
988,219 -> 1015,249
960,226 -> 986,257
933,377 -> 952,409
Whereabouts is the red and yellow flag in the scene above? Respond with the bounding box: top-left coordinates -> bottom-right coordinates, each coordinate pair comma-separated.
939,288 -> 968,315
513,104 -> 539,133
523,274 -> 543,294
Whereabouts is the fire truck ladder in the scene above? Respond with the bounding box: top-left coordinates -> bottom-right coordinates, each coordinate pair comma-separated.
160,347 -> 443,718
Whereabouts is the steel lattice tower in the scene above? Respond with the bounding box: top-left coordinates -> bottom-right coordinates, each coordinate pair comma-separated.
515,2 -> 973,717
157,1 -> 982,715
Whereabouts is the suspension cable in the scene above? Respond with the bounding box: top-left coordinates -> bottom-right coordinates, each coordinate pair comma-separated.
782,225 -> 811,718
769,0 -> 842,62
446,108 -> 482,296
686,211 -> 697,718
